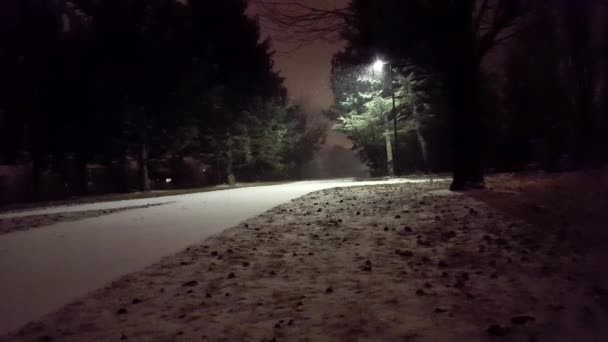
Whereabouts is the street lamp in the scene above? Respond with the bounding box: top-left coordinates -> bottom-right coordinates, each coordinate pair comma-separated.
373,59 -> 386,73
371,58 -> 399,175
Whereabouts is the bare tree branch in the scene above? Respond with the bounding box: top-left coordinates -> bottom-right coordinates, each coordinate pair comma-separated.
253,0 -> 351,43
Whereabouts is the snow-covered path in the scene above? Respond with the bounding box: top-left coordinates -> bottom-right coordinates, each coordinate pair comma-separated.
0,178 -> 427,334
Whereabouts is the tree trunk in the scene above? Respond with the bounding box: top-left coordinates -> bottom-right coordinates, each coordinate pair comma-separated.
74,151 -> 88,196
592,66 -> 608,164
449,69 -> 484,190
243,132 -> 253,164
136,107 -> 151,192
138,141 -> 151,192
120,149 -> 130,193
415,125 -> 430,174
30,155 -> 42,201
448,2 -> 485,191
385,117 -> 394,176
391,67 -> 399,175
226,130 -> 236,186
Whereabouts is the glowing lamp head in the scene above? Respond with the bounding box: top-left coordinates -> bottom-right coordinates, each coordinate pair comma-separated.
372,59 -> 386,73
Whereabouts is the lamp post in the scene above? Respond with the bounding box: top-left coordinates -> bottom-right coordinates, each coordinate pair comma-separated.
373,59 -> 399,175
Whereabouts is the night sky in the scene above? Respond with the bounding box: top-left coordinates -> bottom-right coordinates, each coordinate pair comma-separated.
273,40 -> 341,113
248,0 -> 363,176
271,38 -> 354,151
248,0 -> 347,112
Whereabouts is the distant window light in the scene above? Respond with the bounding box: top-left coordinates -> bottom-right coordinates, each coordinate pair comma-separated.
165,178 -> 172,183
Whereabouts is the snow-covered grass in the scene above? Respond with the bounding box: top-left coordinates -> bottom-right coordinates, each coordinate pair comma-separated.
5,173 -> 607,341
0,203 -> 169,236
0,178 -> 432,335
0,181 -> 287,215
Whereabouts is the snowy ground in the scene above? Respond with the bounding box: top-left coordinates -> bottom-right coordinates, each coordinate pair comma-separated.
3,172 -> 607,341
0,203 -> 169,236
0,178 -> 429,335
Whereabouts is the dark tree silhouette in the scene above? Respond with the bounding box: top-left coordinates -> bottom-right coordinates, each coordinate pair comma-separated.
0,0 -> 321,202
504,1 -> 608,170
258,0 -> 525,190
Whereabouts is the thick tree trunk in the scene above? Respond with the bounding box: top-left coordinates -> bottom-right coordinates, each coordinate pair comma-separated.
592,68 -> 608,164
226,130 -> 236,186
415,125 -> 430,174
138,141 -> 151,192
448,2 -> 485,191
449,68 -> 484,190
385,117 -> 394,176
